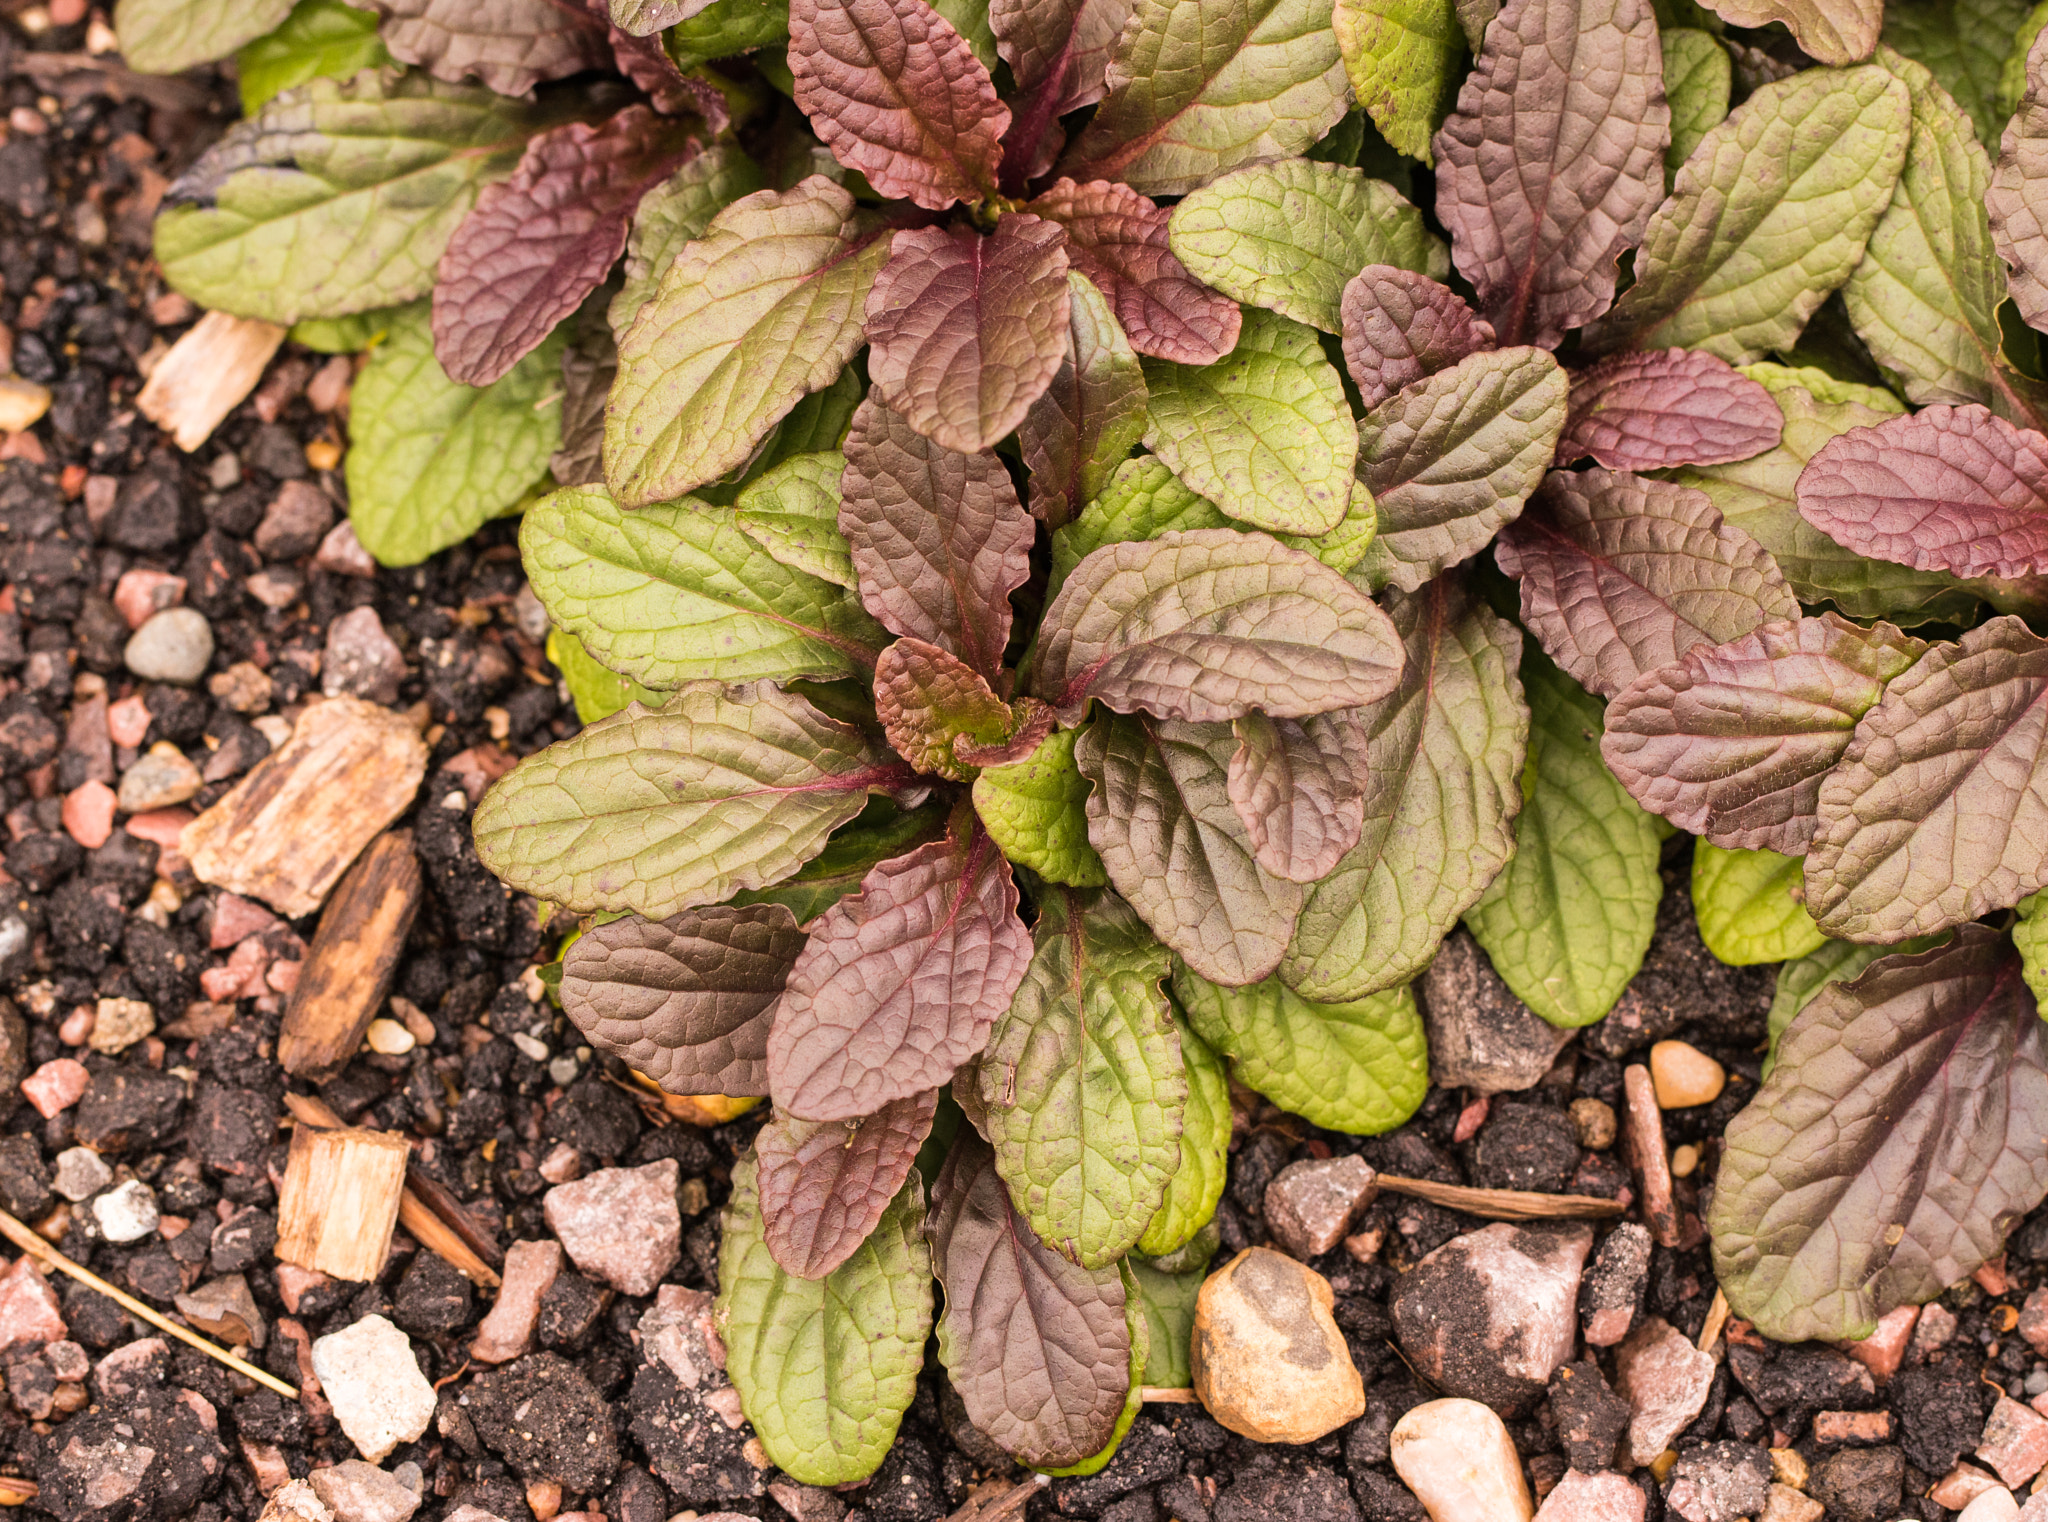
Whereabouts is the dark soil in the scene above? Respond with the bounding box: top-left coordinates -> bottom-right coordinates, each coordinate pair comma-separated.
0,13 -> 2032,1522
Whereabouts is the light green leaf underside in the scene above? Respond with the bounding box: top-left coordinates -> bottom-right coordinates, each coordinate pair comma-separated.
1693,842 -> 1829,965
1661,28 -> 1731,176
235,0 -> 392,115
718,1155 -> 933,1486
667,0 -> 791,68
117,0 -> 296,73
1174,962 -> 1429,1133
982,892 -> 1187,1268
1126,1256 -> 1204,1388
521,486 -> 886,688
1136,1011 -> 1229,1257
153,71 -> 546,324
611,145 -> 770,338
2016,889 -> 2048,1010
1167,158 -> 1448,332
1592,64 -> 1912,363
345,303 -> 560,568
734,450 -> 857,589
2002,3 -> 2048,121
973,729 -> 1109,888
546,627 -> 664,725
1883,0 -> 2029,147
1465,653 -> 1662,1030
1332,0 -> 1463,164
1142,308 -> 1358,537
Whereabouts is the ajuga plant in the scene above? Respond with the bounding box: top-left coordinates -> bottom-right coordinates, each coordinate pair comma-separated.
117,0 -> 2048,1481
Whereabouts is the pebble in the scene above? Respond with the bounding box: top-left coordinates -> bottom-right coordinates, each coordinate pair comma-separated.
471,1240 -> 562,1365
543,1159 -> 681,1296
175,1273 -> 263,1347
123,606 -> 214,684
323,606 -> 406,705
1808,1446 -> 1905,1521
1980,1394 -> 2048,1487
0,375 -> 52,433
1665,1442 -> 1771,1522
308,1459 -> 422,1522
1613,1315 -> 1715,1466
1568,1097 -> 1616,1150
1191,1246 -> 1363,1442
1389,1397 -> 1534,1522
263,1479 -> 335,1522
111,568 -> 185,630
1262,1156 -> 1378,1259
1418,929 -> 1574,1094
1935,1462 -> 2006,1509
91,1178 -> 159,1242
364,1018 -> 415,1055
1649,1040 -> 1725,1108
209,660 -> 274,714
310,1315 -> 437,1463
1579,1222 -> 1650,1347
1391,1222 -> 1592,1414
117,740 -> 204,812
255,479 -> 335,561
51,1146 -> 111,1202
1842,1301 -> 1918,1382
0,1256 -> 65,1355
1532,1470 -> 1645,1522
106,693 -> 151,748
88,996 -> 154,1054
20,1058 -> 88,1118
61,779 -> 115,849
1758,1483 -> 1823,1522
1959,1491 -> 2022,1522
316,520 -> 379,578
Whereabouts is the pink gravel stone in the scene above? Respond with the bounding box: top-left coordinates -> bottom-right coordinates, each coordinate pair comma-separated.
274,1265 -> 333,1316
112,569 -> 186,630
1842,1302 -> 1919,1382
107,695 -> 150,748
61,781 -> 115,849
201,938 -> 272,1002
1916,1302 -> 1959,1360
1453,1093 -> 1491,1143
0,1257 -> 65,1355
543,1160 -> 681,1297
471,1240 -> 563,1365
1614,1315 -> 1716,1465
1932,1463 -> 2004,1510
314,520 -> 377,578
21,1058 -> 87,1118
57,1007 -> 93,1046
1979,1394 -> 2048,1488
1534,1470 -> 1646,1522
209,892 -> 279,950
1264,1156 -> 1379,1259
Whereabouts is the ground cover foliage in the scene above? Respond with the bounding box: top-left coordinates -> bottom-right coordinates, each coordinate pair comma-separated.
116,0 -> 2048,1482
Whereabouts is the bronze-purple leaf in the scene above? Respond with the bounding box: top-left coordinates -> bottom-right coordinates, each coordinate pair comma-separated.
1496,467 -> 1798,699
1795,404 -> 2048,581
766,825 -> 1033,1121
378,0 -> 612,95
1021,270 -> 1149,531
929,1128 -> 1132,1468
874,637 -> 1017,781
839,396 -> 1035,679
865,217 -> 1072,455
1227,711 -> 1367,884
1029,178 -> 1241,366
1600,613 -> 1928,855
433,107 -> 696,387
789,0 -> 1009,210
989,0 -> 1132,114
1432,0 -> 1670,348
609,0 -> 705,34
1339,266 -> 1497,413
557,904 -> 807,1097
1556,349 -> 1784,471
755,1088 -> 938,1278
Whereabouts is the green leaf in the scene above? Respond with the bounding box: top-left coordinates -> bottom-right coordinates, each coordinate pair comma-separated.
931,0 -> 1002,70
1141,309 -> 1357,537
1693,843 -> 1828,966
607,178 -> 890,506
1136,1012 -> 1230,1257
734,451 -> 857,590
473,681 -> 899,918
1332,0 -> 1463,164
235,0 -> 391,114
1282,572 -> 1530,1002
1590,65 -> 1912,363
667,0 -> 792,68
2018,890 -> 2048,1009
1764,935 -> 1912,1077
1464,652 -> 1661,1029
2003,3 -> 2048,121
731,797 -> 951,924
1174,962 -> 1429,1132
1061,0 -> 1352,194
973,728 -> 1109,888
288,306 -> 403,354
1047,459 -> 1231,605
1126,1256 -> 1204,1388
344,304 -> 560,568
116,0 -> 296,72
610,145 -> 769,337
520,485 -> 886,688
1352,345 -> 1568,593
547,627 -> 664,725
1166,159 -> 1447,333
981,890 -> 1187,1268
1883,0 -> 2030,148
154,71 -> 554,323
1661,28 -> 1731,176
717,1154 -> 933,1485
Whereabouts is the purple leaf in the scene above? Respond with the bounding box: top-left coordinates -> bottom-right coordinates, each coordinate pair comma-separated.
1339,265 -> 1497,413
1556,349 -> 1785,471
839,395 -> 1035,679
609,0 -> 704,34
1021,271 -> 1149,530
1600,613 -> 1928,855
1496,467 -> 1799,699
1032,529 -> 1407,724
558,904 -> 806,1097
989,0 -> 1132,113
433,107 -> 696,387
1709,928 -> 2048,1342
1028,178 -> 1242,366
1701,0 -> 1881,68
929,1129 -> 1132,1469
865,217 -> 1072,454
1806,615 -> 2048,940
1432,0 -> 1669,348
873,637 -> 1018,781
766,825 -> 1033,1121
790,0 -> 1009,210
377,0 -> 612,95
755,1088 -> 938,1278
1795,403 -> 2048,581
1228,711 -> 1367,884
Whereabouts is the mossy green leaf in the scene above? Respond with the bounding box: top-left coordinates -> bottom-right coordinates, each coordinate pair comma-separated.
547,627 -> 664,725
1331,0 -> 1461,164
666,0 -> 792,68
1126,1256 -> 1203,1388
610,145 -> 769,337
973,728 -> 1108,888
1693,842 -> 1828,966
235,0 -> 391,114
117,0 -> 296,73
1883,0 -> 2028,146
1661,28 -> 1731,175
1135,1012 -> 1229,1257
734,451 -> 857,590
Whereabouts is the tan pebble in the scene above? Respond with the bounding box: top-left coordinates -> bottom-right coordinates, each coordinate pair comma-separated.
1568,1096 -> 1617,1149
305,439 -> 342,472
1192,1247 -> 1364,1444
363,1018 -> 415,1055
1649,1040 -> 1725,1108
1770,1445 -> 1809,1489
1670,1143 -> 1700,1178
0,375 -> 52,434
1389,1398 -> 1532,1522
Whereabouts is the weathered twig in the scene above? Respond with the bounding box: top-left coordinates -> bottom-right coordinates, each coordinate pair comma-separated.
1140,1386 -> 1201,1404
1697,1288 -> 1730,1353
0,1206 -> 297,1400
1376,1174 -> 1625,1220
945,1474 -> 1048,1522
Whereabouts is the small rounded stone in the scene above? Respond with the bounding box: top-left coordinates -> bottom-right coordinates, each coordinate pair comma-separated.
1649,1040 -> 1725,1109
1569,1097 -> 1617,1150
124,607 -> 215,684
1192,1247 -> 1365,1444
1389,1397 -> 1534,1522
364,1019 -> 416,1055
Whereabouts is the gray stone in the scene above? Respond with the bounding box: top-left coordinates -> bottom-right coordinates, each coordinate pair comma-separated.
322,607 -> 405,705
1580,1223 -> 1651,1347
255,479 -> 335,561
1614,1316 -> 1716,1468
52,1146 -> 111,1203
124,607 -> 214,684
311,1315 -> 436,1463
116,740 -> 204,812
1534,1471 -> 1646,1522
544,1160 -> 680,1296
309,1461 -> 421,1522
1263,1156 -> 1377,1260
1191,1247 -> 1364,1444
175,1274 -> 263,1348
1665,1443 -> 1772,1522
1420,930 -> 1575,1094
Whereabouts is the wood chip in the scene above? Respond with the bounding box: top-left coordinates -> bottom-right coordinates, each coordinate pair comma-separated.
1374,1174 -> 1626,1220
135,310 -> 287,451
276,1124 -> 411,1283
182,696 -> 428,918
279,831 -> 422,1080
